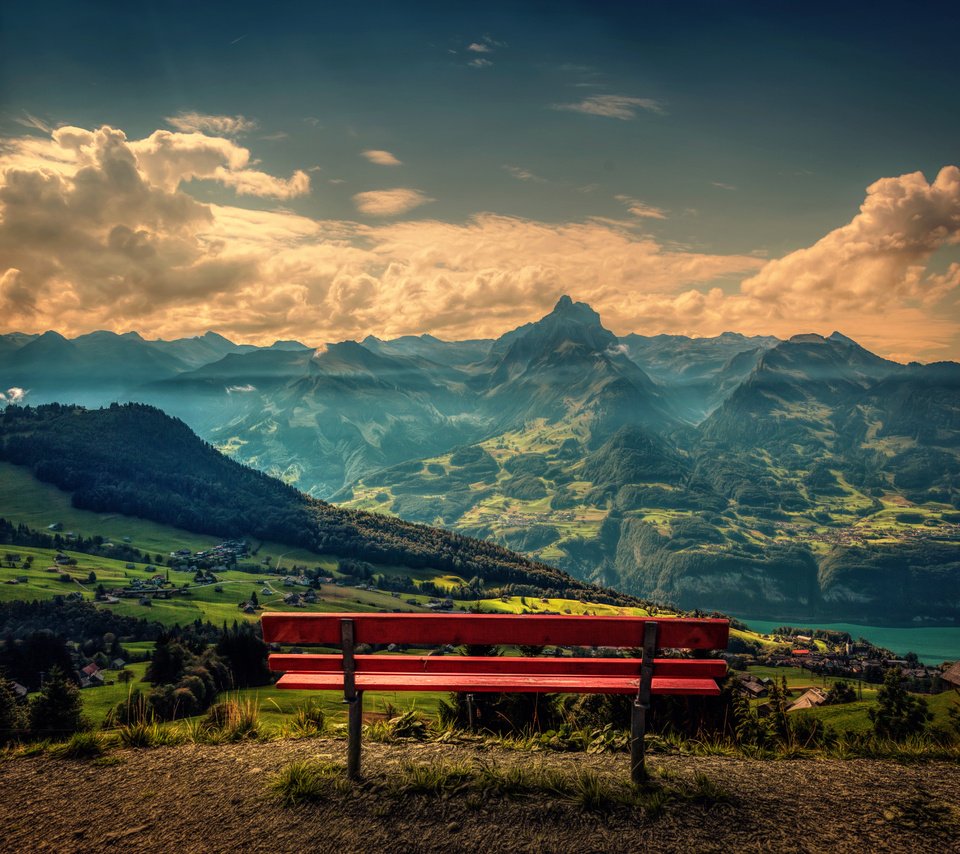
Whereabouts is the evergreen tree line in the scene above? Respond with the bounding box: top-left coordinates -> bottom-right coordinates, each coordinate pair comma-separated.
0,517 -> 150,564
0,404 -> 641,605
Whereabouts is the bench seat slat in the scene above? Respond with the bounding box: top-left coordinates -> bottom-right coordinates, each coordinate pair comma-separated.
262,612 -> 728,650
268,653 -> 726,679
274,672 -> 721,696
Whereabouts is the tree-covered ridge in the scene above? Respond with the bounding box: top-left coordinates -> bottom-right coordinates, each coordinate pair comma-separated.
0,403 -> 637,605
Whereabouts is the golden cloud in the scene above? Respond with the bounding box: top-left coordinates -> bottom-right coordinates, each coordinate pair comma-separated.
361,149 -> 402,166
352,188 -> 434,216
1,123 -> 958,361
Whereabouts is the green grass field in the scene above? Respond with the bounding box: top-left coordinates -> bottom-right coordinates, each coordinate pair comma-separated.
0,462 -> 218,554
798,687 -> 958,734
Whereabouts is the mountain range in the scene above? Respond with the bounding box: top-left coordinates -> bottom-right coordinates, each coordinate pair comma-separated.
1,297 -> 958,623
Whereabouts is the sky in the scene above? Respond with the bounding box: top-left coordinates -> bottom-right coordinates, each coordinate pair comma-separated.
1,1 -> 959,361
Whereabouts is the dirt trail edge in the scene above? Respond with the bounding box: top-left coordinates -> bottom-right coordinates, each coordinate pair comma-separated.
2,739 -> 958,853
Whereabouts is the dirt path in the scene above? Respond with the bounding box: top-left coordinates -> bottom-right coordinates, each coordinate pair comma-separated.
1,738 -> 958,853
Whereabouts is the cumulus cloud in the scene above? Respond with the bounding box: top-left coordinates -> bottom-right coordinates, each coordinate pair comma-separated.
740,167 -> 960,316
166,112 -> 257,135
615,195 -> 667,220
553,95 -> 664,120
127,129 -> 309,198
352,188 -> 434,216
1,124 -> 957,360
0,387 -> 28,406
467,42 -> 492,53
361,149 -> 402,166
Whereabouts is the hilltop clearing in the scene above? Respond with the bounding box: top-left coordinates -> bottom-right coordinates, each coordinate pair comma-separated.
1,739 -> 958,852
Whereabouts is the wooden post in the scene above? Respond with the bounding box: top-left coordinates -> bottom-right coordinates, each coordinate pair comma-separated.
341,618 -> 362,780
631,621 -> 658,784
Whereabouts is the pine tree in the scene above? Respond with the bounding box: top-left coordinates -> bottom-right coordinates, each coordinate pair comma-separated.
868,667 -> 932,740
28,667 -> 88,739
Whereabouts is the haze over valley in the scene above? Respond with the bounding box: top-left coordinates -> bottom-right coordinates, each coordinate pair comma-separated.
3,295 -> 957,626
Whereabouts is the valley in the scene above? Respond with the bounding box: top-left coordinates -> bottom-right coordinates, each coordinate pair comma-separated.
2,296 -> 959,628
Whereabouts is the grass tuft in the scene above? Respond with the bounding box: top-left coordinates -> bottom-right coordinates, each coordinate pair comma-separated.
196,696 -> 263,742
50,731 -> 108,760
117,719 -> 180,749
270,761 -> 349,806
388,759 -> 473,795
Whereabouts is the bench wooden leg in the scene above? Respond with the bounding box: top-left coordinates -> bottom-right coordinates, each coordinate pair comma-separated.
341,617 -> 363,780
347,690 -> 363,780
631,621 -> 658,784
630,698 -> 647,784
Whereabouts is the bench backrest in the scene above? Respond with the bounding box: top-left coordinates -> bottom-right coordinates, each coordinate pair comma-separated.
261,613 -> 729,651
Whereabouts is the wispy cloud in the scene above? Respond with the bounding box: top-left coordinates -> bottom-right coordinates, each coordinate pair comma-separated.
214,167 -> 310,199
615,194 -> 667,220
552,95 -> 664,120
503,165 -> 545,183
166,112 -> 258,136
712,181 -> 737,191
352,188 -> 434,216
14,112 -> 53,133
226,384 -> 256,393
260,132 -> 289,142
464,36 -> 502,68
361,149 -> 402,166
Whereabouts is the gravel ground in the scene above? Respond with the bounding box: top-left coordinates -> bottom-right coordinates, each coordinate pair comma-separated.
1,738 -> 958,853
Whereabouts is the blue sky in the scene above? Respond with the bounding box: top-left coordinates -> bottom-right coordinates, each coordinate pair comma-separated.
1,1 -> 958,359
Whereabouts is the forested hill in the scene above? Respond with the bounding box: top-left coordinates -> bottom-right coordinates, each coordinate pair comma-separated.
0,403 -> 636,605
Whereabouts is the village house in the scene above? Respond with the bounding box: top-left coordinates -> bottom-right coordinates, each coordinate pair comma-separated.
941,661 -> 960,690
787,687 -> 828,712
736,676 -> 768,699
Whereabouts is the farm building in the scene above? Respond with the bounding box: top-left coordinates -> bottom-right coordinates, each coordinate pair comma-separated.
787,687 -> 828,712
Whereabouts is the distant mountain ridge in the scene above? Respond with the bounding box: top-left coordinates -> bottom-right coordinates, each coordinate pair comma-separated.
0,297 -> 794,493
2,300 -> 958,623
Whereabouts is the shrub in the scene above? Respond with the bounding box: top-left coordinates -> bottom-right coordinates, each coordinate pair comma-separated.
0,676 -> 26,745
824,681 -> 856,705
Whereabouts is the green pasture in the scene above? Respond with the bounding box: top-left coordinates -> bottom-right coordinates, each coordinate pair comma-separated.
79,663 -> 150,726
0,461 -> 217,554
799,688 -> 958,735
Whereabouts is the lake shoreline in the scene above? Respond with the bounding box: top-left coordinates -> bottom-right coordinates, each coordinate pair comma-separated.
731,615 -> 960,664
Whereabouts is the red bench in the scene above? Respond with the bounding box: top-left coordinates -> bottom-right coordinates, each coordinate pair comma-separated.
262,612 -> 729,781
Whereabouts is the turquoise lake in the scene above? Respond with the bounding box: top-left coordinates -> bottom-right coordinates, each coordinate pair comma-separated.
736,619 -> 960,664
